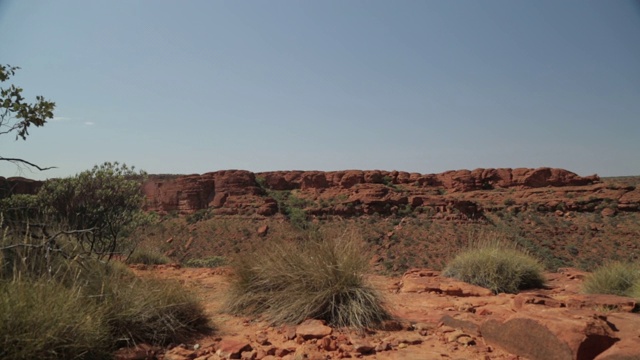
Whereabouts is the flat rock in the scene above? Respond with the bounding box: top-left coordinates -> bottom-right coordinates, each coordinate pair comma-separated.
295,319 -> 333,339
400,269 -> 494,296
216,338 -> 252,359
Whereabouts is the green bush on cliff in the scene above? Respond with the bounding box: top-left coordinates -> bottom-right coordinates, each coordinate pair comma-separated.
443,237 -> 546,294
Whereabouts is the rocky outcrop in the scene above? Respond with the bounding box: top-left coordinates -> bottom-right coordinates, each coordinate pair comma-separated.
140,167 -> 606,216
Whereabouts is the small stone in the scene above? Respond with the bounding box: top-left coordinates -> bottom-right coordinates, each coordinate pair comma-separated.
375,342 -> 391,352
446,330 -> 467,343
352,340 -> 375,354
241,350 -> 257,360
456,335 -> 475,346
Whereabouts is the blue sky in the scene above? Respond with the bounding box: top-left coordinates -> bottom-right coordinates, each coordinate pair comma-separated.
1,0 -> 638,179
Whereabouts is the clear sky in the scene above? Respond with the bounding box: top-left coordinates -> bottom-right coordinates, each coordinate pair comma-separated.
1,0 -> 638,180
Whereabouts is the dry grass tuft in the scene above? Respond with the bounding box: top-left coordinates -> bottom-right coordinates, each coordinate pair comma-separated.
443,233 -> 546,294
0,226 -> 211,358
583,261 -> 640,298
125,247 -> 171,265
225,229 -> 389,328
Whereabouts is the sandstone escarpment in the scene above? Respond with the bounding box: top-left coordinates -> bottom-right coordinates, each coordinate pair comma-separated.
139,167 -> 627,219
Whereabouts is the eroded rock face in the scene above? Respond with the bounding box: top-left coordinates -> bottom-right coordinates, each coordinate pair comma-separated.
140,167 -> 603,215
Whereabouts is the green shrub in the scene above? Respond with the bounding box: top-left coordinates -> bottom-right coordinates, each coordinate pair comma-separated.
184,256 -> 226,268
126,247 -> 171,265
443,240 -> 546,294
225,230 -> 389,328
583,262 -> 640,297
0,279 -> 111,360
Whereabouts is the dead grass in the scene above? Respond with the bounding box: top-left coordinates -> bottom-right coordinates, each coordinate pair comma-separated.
225,229 -> 390,328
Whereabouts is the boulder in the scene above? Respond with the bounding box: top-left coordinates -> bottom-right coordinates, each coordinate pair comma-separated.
480,309 -> 618,360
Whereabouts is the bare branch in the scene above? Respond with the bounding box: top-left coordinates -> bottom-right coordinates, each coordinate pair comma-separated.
0,156 -> 56,171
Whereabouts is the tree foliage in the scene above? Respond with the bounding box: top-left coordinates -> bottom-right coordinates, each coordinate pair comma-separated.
0,64 -> 56,170
37,162 -> 149,259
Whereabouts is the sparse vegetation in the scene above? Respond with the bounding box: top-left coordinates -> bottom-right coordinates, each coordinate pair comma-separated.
0,163 -> 211,359
583,261 -> 640,298
184,256 -> 226,268
126,247 -> 171,265
225,230 -> 390,328
0,278 -> 111,359
0,250 -> 210,358
443,234 -> 546,294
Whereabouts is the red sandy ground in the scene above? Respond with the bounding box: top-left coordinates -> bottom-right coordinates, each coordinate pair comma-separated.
118,265 -> 640,360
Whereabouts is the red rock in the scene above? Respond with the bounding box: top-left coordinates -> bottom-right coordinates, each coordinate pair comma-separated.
216,338 -> 252,359
400,269 -> 494,296
257,225 -> 269,237
559,294 -> 637,313
165,345 -> 196,360
300,171 -> 329,190
212,192 -> 228,207
351,339 -> 375,354
338,171 -> 364,188
295,319 -> 332,339
0,176 -> 43,197
480,309 -> 618,360
512,293 -> 565,309
594,313 -> 640,360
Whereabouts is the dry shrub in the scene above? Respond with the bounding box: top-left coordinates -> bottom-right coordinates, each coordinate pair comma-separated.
225,229 -> 389,328
583,261 -> 640,297
443,232 -> 546,294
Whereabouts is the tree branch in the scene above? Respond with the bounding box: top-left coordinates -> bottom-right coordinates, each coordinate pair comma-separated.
0,157 -> 56,171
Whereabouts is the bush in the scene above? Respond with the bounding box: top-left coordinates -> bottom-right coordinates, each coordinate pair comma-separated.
126,247 -> 171,265
443,239 -> 546,294
583,262 -> 640,297
184,256 -> 226,268
225,230 -> 389,328
0,220 -> 211,357
0,279 -> 111,359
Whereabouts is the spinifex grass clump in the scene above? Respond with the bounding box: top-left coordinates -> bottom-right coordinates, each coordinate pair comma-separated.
0,279 -> 111,359
0,223 -> 211,359
583,261 -> 640,298
225,230 -> 390,328
443,235 -> 546,294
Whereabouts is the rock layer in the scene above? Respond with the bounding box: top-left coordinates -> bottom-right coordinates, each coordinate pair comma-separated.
139,168 -> 614,216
